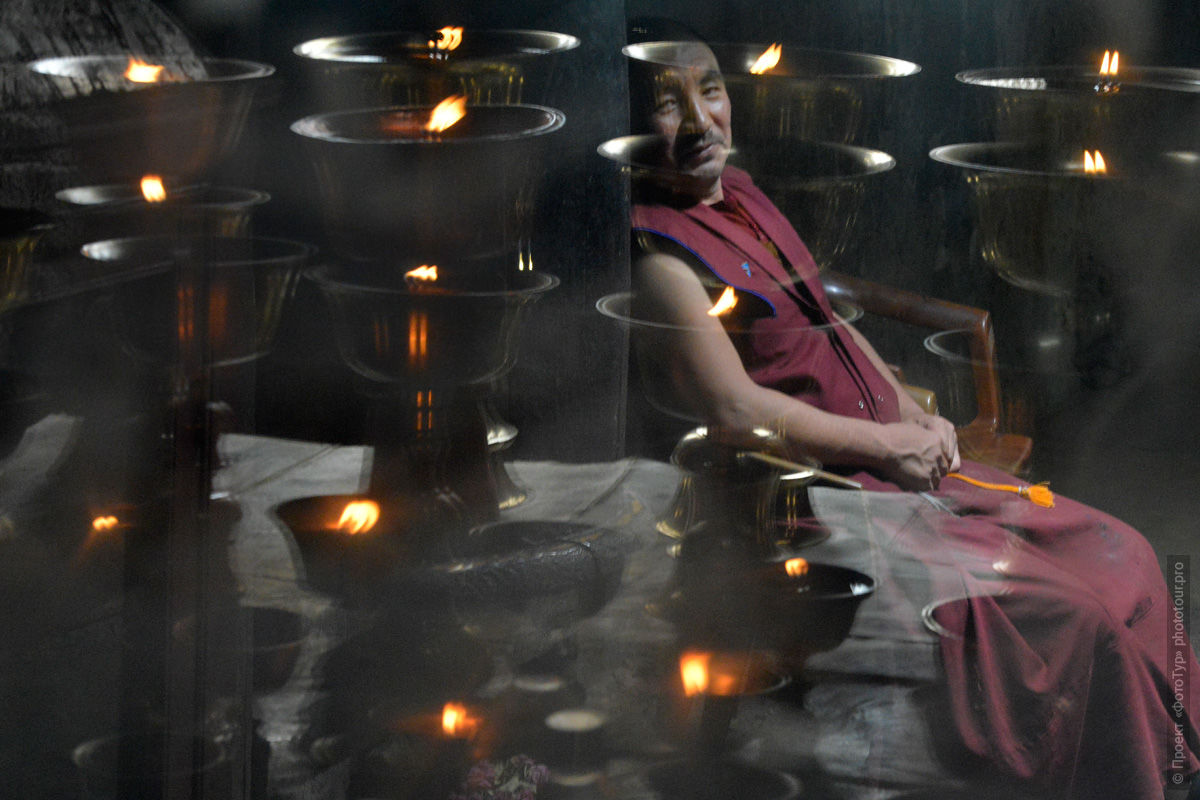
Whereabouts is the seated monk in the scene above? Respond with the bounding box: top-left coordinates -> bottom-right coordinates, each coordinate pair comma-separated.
622,37 -> 1200,800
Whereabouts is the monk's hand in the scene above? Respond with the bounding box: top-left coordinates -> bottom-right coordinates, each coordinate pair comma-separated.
877,421 -> 954,491
912,413 -> 961,474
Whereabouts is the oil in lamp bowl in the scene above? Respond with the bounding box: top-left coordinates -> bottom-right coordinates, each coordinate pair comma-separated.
292,103 -> 564,263
957,64 -> 1200,151
309,264 -> 558,388
756,561 -> 876,654
669,558 -> 876,660
81,235 -> 312,367
272,494 -> 414,597
293,28 -> 579,111
27,56 -> 275,181
624,41 -> 920,145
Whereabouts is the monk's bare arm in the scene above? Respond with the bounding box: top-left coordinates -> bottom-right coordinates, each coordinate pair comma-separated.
632,252 -> 955,489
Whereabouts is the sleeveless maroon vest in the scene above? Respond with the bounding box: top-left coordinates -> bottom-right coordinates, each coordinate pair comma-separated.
632,166 -> 900,424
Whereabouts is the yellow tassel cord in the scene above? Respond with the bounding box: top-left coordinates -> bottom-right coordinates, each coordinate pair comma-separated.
944,472 -> 1055,508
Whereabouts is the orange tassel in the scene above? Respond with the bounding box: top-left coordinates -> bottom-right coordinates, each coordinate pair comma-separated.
944,472 -> 1055,508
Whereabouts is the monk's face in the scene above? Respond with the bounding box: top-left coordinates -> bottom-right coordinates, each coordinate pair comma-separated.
645,44 -> 732,202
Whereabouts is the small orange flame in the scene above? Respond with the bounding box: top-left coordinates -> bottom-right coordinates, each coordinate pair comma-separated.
1100,50 -> 1119,76
680,651 -> 711,697
750,43 -> 783,75
425,95 -> 467,133
405,265 -> 438,282
441,702 -> 477,737
1083,149 -> 1107,173
140,175 -> 166,203
92,515 -> 120,532
707,286 -> 738,317
125,57 -> 165,83
429,26 -> 464,51
337,500 -> 380,535
784,557 -> 809,577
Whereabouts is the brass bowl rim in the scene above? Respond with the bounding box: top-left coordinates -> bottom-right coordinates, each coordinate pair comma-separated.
596,290 -> 863,334
956,64 -> 1200,93
27,55 -> 275,84
81,234 -> 315,268
56,183 -> 271,209
290,102 -> 565,145
930,141 -> 1112,178
307,263 -> 559,299
293,28 -> 580,64
624,40 -> 920,79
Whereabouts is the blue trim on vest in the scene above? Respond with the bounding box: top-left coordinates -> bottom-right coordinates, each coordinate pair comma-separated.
633,226 -> 778,314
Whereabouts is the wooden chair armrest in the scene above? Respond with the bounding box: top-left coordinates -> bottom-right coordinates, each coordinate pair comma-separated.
902,384 -> 938,416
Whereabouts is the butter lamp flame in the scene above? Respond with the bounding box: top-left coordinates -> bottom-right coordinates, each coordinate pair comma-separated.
336,500 -> 380,534
404,264 -> 438,283
750,43 -> 783,75
1083,149 -> 1107,173
441,702 -> 477,738
429,26 -> 464,51
426,95 -> 468,133
680,651 -> 711,696
140,175 -> 167,203
707,285 -> 738,317
124,57 -> 165,83
1100,49 -> 1119,76
92,515 -> 120,532
784,557 -> 809,577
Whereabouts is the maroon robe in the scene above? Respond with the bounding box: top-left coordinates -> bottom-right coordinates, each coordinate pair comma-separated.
633,166 -> 1200,798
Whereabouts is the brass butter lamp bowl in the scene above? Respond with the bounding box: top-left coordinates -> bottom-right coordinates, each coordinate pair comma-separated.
294,28 -> 579,111
957,63 -> 1200,151
27,55 -> 274,181
292,103 -> 564,264
624,41 -> 919,145
597,133 -> 894,271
